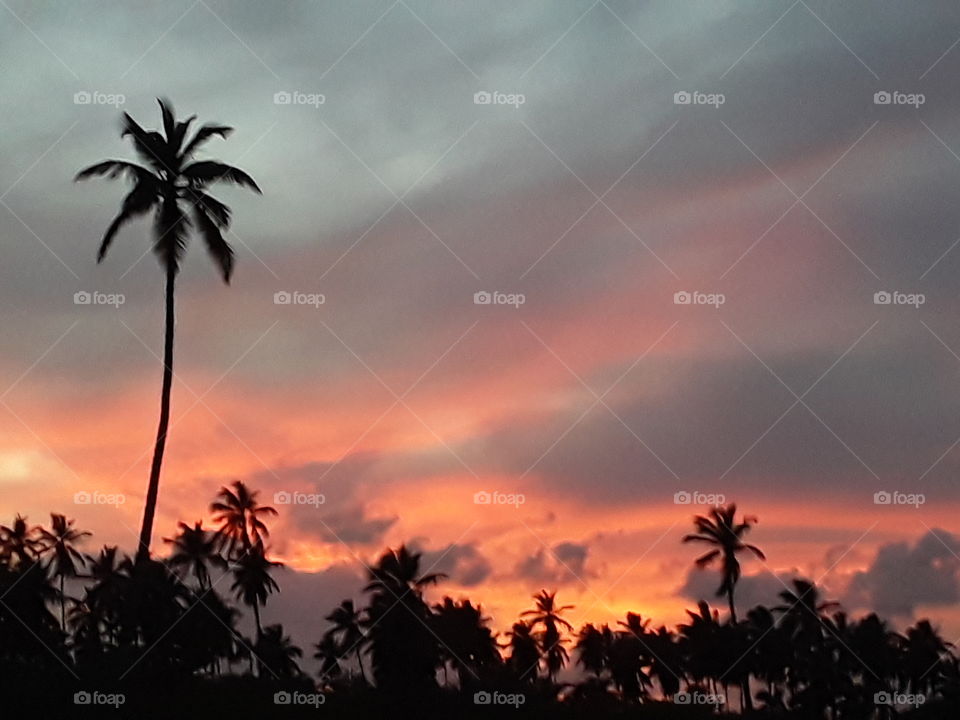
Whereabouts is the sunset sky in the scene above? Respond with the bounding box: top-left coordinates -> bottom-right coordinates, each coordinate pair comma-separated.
3,0 -> 960,659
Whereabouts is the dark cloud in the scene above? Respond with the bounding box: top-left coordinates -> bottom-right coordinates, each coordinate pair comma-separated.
415,541 -> 493,588
513,541 -> 594,586
241,459 -> 398,549
844,529 -> 960,617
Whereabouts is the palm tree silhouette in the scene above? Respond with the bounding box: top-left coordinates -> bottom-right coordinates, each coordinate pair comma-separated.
363,545 -> 445,696
0,514 -> 41,568
683,504 -> 764,623
521,590 -> 574,684
163,520 -> 225,590
680,600 -> 733,702
76,99 -> 261,559
230,540 -> 282,641
323,599 -> 368,684
432,597 -> 499,687
211,480 -> 277,559
610,614 -> 652,701
255,623 -> 302,678
314,633 -> 344,681
902,619 -> 952,697
575,623 -> 609,679
506,621 -> 540,684
37,513 -> 90,629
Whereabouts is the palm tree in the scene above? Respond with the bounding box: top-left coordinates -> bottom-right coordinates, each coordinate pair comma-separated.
521,590 -> 574,683
679,601 -> 726,698
230,540 -> 282,641
683,504 -> 765,624
163,520 -> 225,590
506,622 -> 541,684
211,481 -> 277,559
323,599 -> 368,683
76,99 -> 261,559
255,623 -> 302,678
683,500 -> 764,712
575,623 -> 609,679
610,614 -> 652,701
80,545 -> 129,646
37,513 -> 90,629
901,619 -> 951,697
314,633 -> 344,681
362,545 -> 445,696
432,597 -> 500,687
0,514 -> 40,568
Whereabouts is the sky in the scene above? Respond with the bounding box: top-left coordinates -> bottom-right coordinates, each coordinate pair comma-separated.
4,0 -> 960,661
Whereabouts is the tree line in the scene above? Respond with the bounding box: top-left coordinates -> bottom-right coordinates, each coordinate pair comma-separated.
0,489 -> 954,718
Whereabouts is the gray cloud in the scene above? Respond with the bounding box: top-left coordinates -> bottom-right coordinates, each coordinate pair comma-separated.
513,540 -> 594,586
844,529 -> 960,617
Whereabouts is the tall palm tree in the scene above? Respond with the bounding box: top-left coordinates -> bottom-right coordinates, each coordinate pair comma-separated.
211,481 -> 277,559
37,513 -> 90,629
163,520 -> 225,590
521,590 -> 574,684
682,504 -> 764,623
323,599 -> 368,684
230,540 -> 282,640
76,99 -> 261,559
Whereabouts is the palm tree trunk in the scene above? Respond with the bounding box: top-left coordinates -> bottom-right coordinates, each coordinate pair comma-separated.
60,574 -> 65,630
252,600 -> 262,639
137,264 -> 176,560
356,647 -> 368,685
251,600 -> 263,677
726,588 -> 754,713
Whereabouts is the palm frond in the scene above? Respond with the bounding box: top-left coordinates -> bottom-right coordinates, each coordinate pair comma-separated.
192,204 -> 234,283
181,124 -> 233,159
96,179 -> 160,261
183,161 -> 261,193
121,113 -> 171,173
